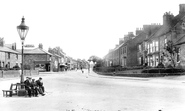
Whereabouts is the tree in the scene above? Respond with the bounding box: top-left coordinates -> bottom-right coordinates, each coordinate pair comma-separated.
88,55 -> 103,67
88,55 -> 101,63
163,40 -> 179,67
48,47 -> 54,54
48,46 -> 65,56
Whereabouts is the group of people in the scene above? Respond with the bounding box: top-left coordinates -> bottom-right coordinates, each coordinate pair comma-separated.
24,77 -> 45,97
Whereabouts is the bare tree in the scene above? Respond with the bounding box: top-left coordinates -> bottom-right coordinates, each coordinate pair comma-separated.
48,46 -> 65,56
164,40 -> 179,67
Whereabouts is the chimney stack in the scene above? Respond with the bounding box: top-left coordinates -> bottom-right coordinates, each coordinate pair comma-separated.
179,4 -> 185,14
38,43 -> 43,49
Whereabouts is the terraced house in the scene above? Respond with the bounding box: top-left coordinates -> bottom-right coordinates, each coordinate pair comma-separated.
104,4 -> 185,69
0,44 -> 19,69
142,4 -> 185,68
104,24 -> 160,67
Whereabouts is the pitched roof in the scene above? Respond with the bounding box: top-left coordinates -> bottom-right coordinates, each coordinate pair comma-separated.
24,48 -> 53,55
0,46 -> 19,54
146,25 -> 164,40
53,54 -> 62,58
172,14 -> 185,27
16,49 -> 33,54
175,34 -> 185,45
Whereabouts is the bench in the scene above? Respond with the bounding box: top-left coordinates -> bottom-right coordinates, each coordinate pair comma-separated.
2,83 -> 18,97
2,90 -> 13,97
2,83 -> 27,97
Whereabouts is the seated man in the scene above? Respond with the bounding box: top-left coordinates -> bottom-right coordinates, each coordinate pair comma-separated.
36,77 -> 45,96
24,77 -> 32,97
31,79 -> 38,97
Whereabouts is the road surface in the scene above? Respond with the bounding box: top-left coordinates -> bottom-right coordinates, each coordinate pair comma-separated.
0,69 -> 185,111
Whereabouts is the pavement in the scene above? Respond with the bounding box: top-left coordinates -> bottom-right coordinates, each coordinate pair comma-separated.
0,69 -> 185,111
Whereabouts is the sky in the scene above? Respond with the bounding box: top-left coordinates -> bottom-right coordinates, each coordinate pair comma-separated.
0,0 -> 184,60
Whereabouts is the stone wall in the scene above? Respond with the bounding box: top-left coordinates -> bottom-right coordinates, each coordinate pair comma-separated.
0,70 -> 39,78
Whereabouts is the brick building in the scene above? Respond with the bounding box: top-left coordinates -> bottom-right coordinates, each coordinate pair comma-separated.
21,48 -> 52,71
104,27 -> 160,67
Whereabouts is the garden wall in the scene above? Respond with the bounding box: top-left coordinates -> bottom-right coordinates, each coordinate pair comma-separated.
0,70 -> 39,78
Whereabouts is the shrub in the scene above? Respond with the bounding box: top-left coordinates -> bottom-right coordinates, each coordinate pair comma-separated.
24,65 -> 31,70
141,68 -> 185,73
13,65 -> 20,70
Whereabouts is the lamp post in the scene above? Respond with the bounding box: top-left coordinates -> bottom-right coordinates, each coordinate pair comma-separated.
17,17 -> 29,83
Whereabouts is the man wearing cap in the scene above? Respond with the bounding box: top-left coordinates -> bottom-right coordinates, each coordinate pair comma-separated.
31,79 -> 38,97
36,77 -> 45,96
24,77 -> 32,97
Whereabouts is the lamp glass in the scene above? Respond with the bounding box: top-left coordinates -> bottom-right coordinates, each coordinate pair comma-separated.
17,17 -> 29,42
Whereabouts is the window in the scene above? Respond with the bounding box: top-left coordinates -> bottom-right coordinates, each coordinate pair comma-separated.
144,42 -> 147,50
182,22 -> 185,29
152,41 -> 155,52
150,57 -> 153,66
156,41 -> 159,52
177,48 -> 180,62
2,62 -> 4,67
156,56 -> 159,66
138,44 -> 141,52
150,43 -> 152,53
16,54 -> 18,59
147,44 -> 150,53
138,57 -> 141,65
164,38 -> 167,47
8,62 -> 10,68
153,55 -> 155,66
145,58 -> 147,65
8,53 -> 10,59
147,57 -> 150,66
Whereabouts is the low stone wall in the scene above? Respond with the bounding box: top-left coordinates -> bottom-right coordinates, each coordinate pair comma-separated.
0,70 -> 39,78
95,71 -> 185,77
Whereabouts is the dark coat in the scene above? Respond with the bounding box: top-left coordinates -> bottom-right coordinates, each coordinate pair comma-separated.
36,80 -> 43,87
24,80 -> 32,89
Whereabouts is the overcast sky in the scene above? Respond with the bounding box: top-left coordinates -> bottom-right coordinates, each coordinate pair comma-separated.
0,0 -> 184,60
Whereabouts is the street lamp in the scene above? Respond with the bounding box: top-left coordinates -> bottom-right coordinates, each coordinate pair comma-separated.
17,17 -> 29,83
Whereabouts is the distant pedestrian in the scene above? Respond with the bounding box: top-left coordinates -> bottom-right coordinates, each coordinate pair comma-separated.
113,71 -> 116,76
86,64 -> 90,78
81,67 -> 84,73
88,63 -> 90,73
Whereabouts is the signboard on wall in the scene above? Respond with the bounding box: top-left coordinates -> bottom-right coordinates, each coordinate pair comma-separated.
24,44 -> 34,48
